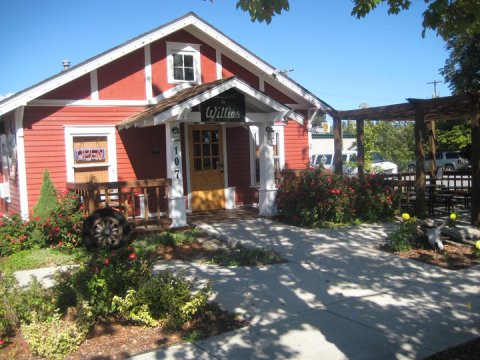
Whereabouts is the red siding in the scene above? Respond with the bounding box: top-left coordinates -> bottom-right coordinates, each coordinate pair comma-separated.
284,120 -> 309,169
22,106 -> 145,213
39,74 -> 91,100
117,126 -> 167,180
226,126 -> 257,205
98,49 -> 146,100
221,55 -> 259,89
150,30 -> 218,97
264,82 -> 296,104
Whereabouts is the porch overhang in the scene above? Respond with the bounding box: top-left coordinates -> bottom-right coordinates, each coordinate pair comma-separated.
117,76 -> 303,130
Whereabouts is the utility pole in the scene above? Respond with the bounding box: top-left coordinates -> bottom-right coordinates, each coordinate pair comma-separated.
427,80 -> 442,98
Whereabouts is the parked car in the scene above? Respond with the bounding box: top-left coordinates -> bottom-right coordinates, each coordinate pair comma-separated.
311,151 -> 398,174
406,151 -> 470,173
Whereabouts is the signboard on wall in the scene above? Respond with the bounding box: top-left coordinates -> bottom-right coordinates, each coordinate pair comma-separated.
201,89 -> 245,123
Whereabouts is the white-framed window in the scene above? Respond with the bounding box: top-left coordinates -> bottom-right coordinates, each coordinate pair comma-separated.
249,125 -> 285,186
166,42 -> 201,84
64,126 -> 117,183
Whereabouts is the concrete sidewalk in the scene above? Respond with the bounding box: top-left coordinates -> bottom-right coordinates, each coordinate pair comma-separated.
130,218 -> 480,360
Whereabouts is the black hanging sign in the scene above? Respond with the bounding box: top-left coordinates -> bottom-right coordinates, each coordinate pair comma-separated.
201,89 -> 245,123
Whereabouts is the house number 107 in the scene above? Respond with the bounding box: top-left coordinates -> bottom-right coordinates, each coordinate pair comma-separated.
174,144 -> 181,178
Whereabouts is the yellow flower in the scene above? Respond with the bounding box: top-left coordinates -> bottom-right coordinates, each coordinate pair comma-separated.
402,213 -> 410,221
476,240 -> 480,250
450,213 -> 457,221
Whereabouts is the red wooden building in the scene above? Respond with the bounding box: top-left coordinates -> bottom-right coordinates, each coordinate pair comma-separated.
0,12 -> 331,227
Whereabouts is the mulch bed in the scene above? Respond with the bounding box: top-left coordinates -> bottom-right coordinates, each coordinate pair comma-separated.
0,303 -> 247,359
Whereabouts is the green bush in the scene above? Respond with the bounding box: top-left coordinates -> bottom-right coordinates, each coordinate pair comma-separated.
33,169 -> 59,221
137,270 -> 211,327
0,214 -> 39,256
63,247 -> 152,317
22,311 -> 88,360
276,168 -> 399,227
388,214 -> 418,252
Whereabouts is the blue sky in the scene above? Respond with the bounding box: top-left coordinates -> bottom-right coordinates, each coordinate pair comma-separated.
0,0 -> 451,110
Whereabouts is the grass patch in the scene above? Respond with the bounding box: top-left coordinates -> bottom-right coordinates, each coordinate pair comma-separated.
0,248 -> 86,273
208,247 -> 285,267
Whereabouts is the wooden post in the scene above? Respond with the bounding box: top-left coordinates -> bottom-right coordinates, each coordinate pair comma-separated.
414,104 -> 426,217
333,115 -> 343,175
428,120 -> 437,181
471,97 -> 480,226
356,118 -> 365,178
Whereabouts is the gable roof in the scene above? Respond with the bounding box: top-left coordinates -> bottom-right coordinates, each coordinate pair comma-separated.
0,12 -> 333,117
118,76 -> 301,130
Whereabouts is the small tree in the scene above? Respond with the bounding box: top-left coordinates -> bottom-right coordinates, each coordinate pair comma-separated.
33,169 -> 59,220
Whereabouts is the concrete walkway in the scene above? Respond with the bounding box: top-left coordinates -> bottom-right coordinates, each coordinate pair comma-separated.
129,218 -> 480,360
14,218 -> 480,359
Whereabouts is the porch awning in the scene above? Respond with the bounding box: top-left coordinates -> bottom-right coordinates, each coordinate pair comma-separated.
117,76 -> 304,130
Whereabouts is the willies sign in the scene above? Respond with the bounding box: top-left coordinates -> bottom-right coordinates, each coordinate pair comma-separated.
201,89 -> 245,123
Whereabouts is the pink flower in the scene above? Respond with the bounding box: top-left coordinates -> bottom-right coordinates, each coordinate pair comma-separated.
104,258 -> 110,265
58,242 -> 63,246
128,252 -> 137,260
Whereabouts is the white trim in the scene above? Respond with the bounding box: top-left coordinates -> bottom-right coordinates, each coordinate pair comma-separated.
64,126 -> 117,183
144,44 -> 153,100
215,50 -> 222,80
121,78 -> 296,129
29,83 -> 193,108
0,13 -> 327,117
90,70 -> 99,100
15,107 -> 29,220
249,125 -> 259,186
259,79 -> 265,92
166,42 -> 201,84
184,123 -> 192,211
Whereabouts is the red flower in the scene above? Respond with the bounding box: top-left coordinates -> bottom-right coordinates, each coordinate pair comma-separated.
0,339 -> 4,346
104,258 -> 110,265
128,252 -> 137,260
0,221 -> 3,226
35,216 -> 40,221
58,242 -> 63,246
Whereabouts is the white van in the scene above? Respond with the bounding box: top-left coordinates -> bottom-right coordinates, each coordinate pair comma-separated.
311,151 -> 398,174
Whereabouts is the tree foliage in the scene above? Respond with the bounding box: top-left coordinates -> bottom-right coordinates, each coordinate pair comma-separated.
351,0 -> 480,39
235,0 -> 289,23
440,33 -> 480,94
343,120 -> 415,169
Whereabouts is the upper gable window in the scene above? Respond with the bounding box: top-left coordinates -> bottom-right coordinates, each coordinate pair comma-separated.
167,42 -> 201,84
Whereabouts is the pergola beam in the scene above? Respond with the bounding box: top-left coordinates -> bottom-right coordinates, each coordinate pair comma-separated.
333,91 -> 480,225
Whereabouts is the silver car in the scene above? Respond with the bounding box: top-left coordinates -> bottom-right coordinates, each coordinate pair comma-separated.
407,151 -> 470,172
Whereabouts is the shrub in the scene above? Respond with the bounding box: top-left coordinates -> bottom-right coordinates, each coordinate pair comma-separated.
137,270 -> 212,328
0,214 -> 38,256
65,247 -> 152,317
388,213 -> 418,252
276,168 -> 398,227
33,169 -> 59,221
22,311 -> 88,360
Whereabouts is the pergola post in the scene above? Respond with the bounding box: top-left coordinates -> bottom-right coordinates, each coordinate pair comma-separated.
356,118 -> 365,178
427,120 -> 437,180
333,115 -> 343,175
471,97 -> 480,226
414,105 -> 426,217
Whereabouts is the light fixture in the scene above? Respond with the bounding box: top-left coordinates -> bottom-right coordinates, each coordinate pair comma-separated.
171,125 -> 181,141
266,126 -> 275,146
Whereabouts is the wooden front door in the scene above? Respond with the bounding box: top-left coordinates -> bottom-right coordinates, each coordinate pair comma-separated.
188,125 -> 225,211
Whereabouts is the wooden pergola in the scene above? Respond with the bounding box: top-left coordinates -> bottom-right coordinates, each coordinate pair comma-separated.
331,92 -> 480,225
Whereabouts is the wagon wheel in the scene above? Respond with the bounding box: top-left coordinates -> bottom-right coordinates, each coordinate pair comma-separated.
82,208 -> 131,250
